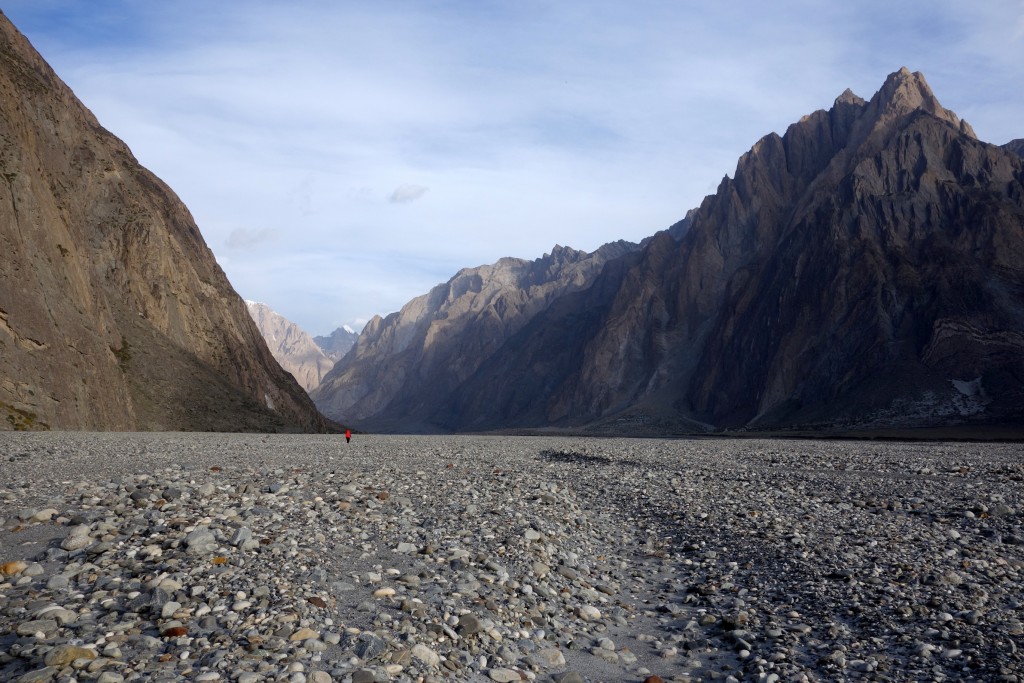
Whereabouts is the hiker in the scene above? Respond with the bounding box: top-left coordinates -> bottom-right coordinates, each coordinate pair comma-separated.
345,427 -> 351,443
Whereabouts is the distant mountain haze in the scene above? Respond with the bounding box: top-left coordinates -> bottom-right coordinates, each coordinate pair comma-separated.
244,301 -> 337,393
0,12 -> 329,431
313,326 -> 359,362
314,68 -> 1024,434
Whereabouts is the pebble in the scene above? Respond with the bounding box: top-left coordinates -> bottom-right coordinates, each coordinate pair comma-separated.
1,559 -> 27,575
552,673 -> 585,683
43,644 -> 96,667
60,525 -> 91,551
0,433 -> 1021,683
15,669 -> 52,683
536,647 -> 567,667
411,643 -> 440,668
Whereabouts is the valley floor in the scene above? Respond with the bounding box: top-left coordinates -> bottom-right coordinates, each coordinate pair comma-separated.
1,433 -> 1022,682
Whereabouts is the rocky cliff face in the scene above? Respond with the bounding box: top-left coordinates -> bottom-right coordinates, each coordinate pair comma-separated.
0,12 -> 328,431
245,302 -> 336,393
319,68 -> 1024,433
311,241 -> 638,430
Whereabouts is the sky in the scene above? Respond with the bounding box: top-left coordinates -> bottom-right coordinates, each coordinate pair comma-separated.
3,1 -> 1023,336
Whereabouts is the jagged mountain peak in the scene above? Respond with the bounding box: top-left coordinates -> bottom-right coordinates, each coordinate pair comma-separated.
867,67 -> 975,139
716,67 -> 986,243
877,67 -> 935,111
880,67 -> 930,99
245,300 -> 270,313
834,88 -> 865,107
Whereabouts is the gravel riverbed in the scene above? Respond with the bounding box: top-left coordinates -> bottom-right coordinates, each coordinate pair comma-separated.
0,433 -> 1022,682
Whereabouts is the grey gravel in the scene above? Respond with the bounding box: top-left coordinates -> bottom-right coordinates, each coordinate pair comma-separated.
1,432 -> 1022,682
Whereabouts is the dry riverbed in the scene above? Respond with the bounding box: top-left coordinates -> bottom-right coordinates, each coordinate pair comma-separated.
1,433 -> 1022,682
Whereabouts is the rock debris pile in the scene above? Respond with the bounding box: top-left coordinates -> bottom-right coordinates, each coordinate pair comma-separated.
1,433 -> 1022,682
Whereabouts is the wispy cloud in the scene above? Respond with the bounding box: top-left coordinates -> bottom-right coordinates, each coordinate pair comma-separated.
225,227 -> 278,250
3,0 -> 1023,335
389,184 -> 429,204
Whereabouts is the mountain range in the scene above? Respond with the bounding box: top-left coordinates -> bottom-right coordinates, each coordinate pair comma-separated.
313,68 -> 1024,435
1,4 -> 1020,437
0,12 -> 328,432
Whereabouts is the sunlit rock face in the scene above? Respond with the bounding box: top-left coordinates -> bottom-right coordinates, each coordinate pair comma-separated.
245,301 -> 336,393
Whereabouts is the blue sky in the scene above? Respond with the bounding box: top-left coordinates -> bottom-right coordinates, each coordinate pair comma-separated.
3,1 -> 1023,335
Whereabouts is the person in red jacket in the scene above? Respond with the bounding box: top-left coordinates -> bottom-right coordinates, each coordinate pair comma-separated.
344,428 -> 352,443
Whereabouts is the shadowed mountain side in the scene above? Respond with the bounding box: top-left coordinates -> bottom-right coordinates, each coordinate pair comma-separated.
0,12 -> 328,431
110,308 -> 313,431
430,256 -> 633,431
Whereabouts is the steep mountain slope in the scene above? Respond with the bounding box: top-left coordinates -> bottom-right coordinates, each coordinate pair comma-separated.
314,326 -> 359,361
321,68 -> 1024,433
0,12 -> 328,431
311,241 -> 638,431
245,301 -> 335,392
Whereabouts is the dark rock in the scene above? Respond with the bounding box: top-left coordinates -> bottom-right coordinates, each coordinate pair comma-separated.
354,632 -> 387,660
457,613 -> 483,636
351,670 -> 376,683
552,672 -> 585,683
